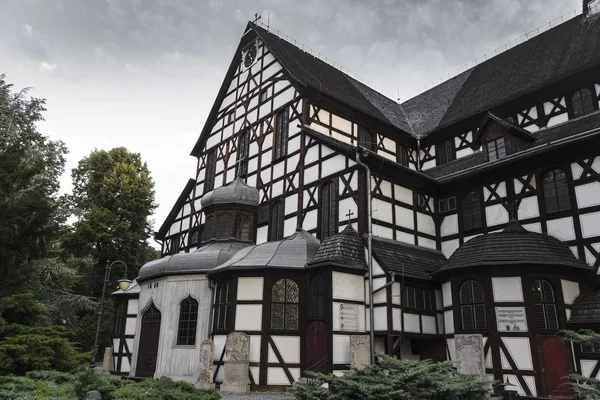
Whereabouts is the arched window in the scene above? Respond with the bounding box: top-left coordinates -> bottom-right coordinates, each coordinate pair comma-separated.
189,229 -> 200,247
203,215 -> 215,242
215,282 -> 231,331
235,214 -> 251,242
320,180 -> 338,239
533,279 -> 559,330
572,88 -> 595,118
269,201 -> 284,241
274,108 -> 289,159
462,191 -> 482,230
271,278 -> 299,330
460,280 -> 487,330
309,274 -> 326,320
176,296 -> 198,346
216,212 -> 233,239
543,169 -> 571,214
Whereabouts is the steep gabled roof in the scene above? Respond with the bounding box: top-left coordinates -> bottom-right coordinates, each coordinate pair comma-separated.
402,13 -> 600,137
156,179 -> 196,240
252,24 -> 413,134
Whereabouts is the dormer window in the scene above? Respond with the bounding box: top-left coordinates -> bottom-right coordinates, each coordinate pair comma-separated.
486,137 -> 506,161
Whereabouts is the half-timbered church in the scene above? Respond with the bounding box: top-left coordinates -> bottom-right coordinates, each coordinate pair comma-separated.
111,2 -> 600,397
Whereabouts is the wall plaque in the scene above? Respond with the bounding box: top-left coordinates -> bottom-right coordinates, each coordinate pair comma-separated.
495,307 -> 527,332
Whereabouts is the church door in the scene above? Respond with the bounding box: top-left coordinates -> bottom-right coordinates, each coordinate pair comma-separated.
136,302 -> 161,378
541,337 -> 572,398
305,321 -> 328,373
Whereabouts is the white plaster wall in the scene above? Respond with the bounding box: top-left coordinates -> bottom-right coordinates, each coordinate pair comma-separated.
270,336 -> 300,364
576,182 -> 600,209
440,214 -> 458,236
502,337 -> 533,370
237,277 -> 264,301
392,308 -> 402,331
127,298 -> 139,314
547,217 -> 576,241
561,280 -> 580,305
441,239 -> 459,258
444,310 -> 454,334
374,306 -> 388,331
581,211 -> 600,238
235,304 -> 263,331
485,204 -> 509,227
492,277 -> 523,302
422,315 -> 436,334
442,282 -> 452,307
333,334 -> 350,364
403,313 -> 420,333
332,272 -> 364,301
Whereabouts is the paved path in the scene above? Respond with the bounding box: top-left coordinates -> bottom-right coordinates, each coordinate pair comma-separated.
220,393 -> 295,400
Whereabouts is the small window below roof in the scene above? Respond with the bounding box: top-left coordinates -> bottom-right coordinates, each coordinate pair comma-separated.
486,137 -> 507,161
436,140 -> 455,165
572,88 -> 595,118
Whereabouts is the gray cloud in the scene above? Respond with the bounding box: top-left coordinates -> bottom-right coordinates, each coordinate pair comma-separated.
0,0 -> 583,236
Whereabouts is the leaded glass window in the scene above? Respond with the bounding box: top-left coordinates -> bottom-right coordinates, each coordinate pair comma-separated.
271,278 -> 299,330
436,140 -> 455,165
320,180 -> 338,240
486,137 -> 506,161
460,280 -> 487,330
462,191 -> 482,230
572,89 -> 595,118
215,282 -> 231,331
237,130 -> 250,177
543,169 -> 571,214
216,212 -> 233,239
176,296 -> 198,346
203,215 -> 215,242
204,150 -> 217,193
274,109 -> 289,159
533,279 -> 559,331
402,286 -> 417,309
235,214 -> 251,242
269,201 -> 284,241
309,274 -> 325,320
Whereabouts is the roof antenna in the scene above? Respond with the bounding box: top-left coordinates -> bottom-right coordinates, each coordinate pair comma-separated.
397,88 -> 401,104
267,13 -> 271,30
253,13 -> 261,23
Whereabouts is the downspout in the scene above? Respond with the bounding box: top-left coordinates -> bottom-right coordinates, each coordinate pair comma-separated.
355,148 -> 376,365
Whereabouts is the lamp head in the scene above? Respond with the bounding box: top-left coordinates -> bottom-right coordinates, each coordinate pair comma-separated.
117,278 -> 132,291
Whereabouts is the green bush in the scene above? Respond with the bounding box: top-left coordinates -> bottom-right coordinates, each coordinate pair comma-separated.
0,294 -> 88,375
112,377 -> 220,400
0,375 -> 76,400
292,354 -> 492,400
0,371 -> 220,400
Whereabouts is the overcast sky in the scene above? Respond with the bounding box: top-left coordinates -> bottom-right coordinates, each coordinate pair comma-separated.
0,0 -> 582,239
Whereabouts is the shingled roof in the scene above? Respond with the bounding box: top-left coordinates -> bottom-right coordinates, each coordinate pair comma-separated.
402,13 -> 600,137
569,292 -> 600,325
437,220 -> 591,275
424,111 -> 600,179
371,236 -> 446,280
252,24 -> 414,135
308,225 -> 367,270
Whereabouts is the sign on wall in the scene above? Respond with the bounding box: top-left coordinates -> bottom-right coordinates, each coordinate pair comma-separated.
495,307 -> 527,332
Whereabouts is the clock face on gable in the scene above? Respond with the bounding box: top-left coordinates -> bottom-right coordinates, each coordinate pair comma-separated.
243,42 -> 258,68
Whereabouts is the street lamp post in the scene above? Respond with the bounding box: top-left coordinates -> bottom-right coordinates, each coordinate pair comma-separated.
89,260 -> 132,369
